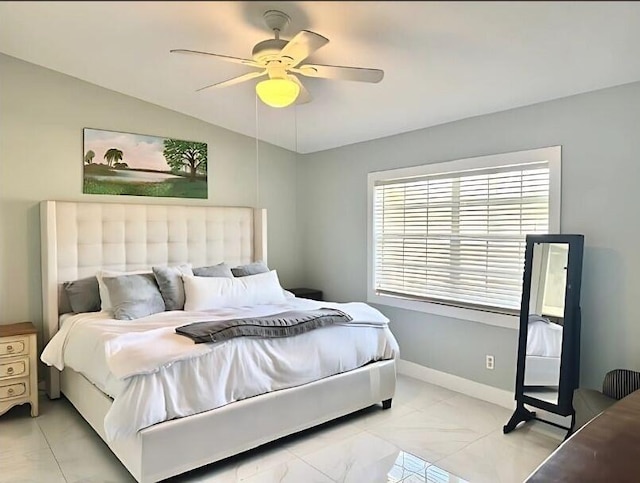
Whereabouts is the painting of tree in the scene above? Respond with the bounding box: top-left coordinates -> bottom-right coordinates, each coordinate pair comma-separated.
83,128 -> 208,199
104,148 -> 124,167
163,139 -> 207,180
84,150 -> 95,164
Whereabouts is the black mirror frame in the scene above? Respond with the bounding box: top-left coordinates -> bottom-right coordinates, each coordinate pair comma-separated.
505,234 -> 584,435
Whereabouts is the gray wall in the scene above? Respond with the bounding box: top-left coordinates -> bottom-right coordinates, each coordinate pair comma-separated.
0,54 -> 302,342
3,51 -> 639,393
298,80 -> 640,390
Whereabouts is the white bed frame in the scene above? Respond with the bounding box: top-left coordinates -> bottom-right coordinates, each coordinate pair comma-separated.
40,201 -> 396,482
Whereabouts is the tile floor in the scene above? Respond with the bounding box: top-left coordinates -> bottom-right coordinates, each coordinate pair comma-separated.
0,375 -> 561,483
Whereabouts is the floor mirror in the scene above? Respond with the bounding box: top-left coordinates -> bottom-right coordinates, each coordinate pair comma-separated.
504,234 -> 584,436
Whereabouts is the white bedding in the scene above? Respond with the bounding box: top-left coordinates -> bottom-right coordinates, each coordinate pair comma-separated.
526,318 -> 562,357
41,298 -> 399,441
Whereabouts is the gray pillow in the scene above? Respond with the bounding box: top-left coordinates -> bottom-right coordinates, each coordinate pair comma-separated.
152,264 -> 193,311
103,273 -> 165,320
63,276 -> 101,313
231,261 -> 270,277
193,262 -> 234,278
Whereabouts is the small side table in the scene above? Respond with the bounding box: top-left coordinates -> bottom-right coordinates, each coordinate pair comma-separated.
288,288 -> 323,301
0,322 -> 38,417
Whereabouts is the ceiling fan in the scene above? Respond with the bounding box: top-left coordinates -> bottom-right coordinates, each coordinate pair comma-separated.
170,10 -> 384,108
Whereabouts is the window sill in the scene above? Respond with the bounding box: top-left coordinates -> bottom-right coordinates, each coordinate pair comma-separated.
367,292 -> 519,330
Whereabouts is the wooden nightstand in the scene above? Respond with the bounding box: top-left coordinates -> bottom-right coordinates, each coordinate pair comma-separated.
0,322 -> 38,417
288,288 -> 323,301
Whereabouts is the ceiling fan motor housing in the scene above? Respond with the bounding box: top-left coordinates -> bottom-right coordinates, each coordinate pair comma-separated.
253,10 -> 293,65
252,39 -> 289,64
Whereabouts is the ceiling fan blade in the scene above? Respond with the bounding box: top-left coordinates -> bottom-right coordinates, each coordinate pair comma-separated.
289,75 -> 312,105
170,49 -> 262,68
196,70 -> 267,92
279,30 -> 329,68
294,64 -> 384,83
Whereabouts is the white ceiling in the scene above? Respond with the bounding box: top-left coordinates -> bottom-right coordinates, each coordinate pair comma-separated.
2,1 -> 640,154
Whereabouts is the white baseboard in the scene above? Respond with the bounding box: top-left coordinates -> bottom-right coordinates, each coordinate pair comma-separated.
396,359 -> 568,440
397,359 -> 516,410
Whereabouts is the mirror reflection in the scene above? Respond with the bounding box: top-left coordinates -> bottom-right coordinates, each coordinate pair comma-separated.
523,242 -> 569,405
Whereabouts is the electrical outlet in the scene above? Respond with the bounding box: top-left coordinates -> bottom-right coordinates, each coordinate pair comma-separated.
486,355 -> 495,370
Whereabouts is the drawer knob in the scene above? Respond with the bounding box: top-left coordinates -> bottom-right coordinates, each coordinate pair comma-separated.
7,367 -> 14,374
7,388 -> 14,395
6,345 -> 13,352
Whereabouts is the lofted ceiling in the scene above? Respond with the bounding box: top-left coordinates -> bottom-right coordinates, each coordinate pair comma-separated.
2,1 -> 640,154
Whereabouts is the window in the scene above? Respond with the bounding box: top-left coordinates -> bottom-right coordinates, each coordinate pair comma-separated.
367,146 -> 561,327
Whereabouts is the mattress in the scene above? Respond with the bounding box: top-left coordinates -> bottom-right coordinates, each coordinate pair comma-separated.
42,297 -> 399,441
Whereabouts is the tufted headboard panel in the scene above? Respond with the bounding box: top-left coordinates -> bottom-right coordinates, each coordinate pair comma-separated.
40,200 -> 266,396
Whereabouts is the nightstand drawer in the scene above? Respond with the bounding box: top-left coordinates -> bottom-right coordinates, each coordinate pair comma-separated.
0,323 -> 37,417
0,337 -> 28,357
0,358 -> 28,380
0,379 -> 28,401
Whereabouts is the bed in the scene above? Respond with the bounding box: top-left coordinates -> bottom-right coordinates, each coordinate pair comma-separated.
524,315 -> 562,387
39,201 -> 398,482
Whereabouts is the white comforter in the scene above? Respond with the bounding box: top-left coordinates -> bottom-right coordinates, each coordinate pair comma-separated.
526,318 -> 563,357
41,298 -> 399,441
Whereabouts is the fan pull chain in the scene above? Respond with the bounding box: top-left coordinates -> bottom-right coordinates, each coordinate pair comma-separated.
255,93 -> 260,209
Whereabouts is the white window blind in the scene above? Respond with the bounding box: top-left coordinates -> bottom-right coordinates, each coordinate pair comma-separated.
373,161 -> 550,313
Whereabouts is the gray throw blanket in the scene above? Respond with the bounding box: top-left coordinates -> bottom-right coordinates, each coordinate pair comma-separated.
175,308 -> 353,344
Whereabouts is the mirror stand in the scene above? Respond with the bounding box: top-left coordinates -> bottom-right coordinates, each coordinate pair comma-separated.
503,234 -> 584,438
503,402 -> 576,435
503,403 -> 536,433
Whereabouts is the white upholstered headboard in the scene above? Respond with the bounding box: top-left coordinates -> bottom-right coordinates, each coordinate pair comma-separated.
40,200 -> 266,396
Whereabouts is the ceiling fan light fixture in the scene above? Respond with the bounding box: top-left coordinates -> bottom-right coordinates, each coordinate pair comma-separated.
173,9 -> 384,105
255,78 -> 300,108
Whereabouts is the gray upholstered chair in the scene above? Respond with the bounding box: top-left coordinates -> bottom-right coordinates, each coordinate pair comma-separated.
572,369 -> 640,434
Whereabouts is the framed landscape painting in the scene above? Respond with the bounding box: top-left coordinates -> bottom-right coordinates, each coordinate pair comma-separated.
83,128 -> 207,199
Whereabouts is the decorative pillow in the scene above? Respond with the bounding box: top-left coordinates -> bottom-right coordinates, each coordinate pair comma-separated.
63,276 -> 101,313
231,260 -> 270,277
193,262 -> 234,278
103,273 -> 165,320
152,263 -> 193,311
97,269 -> 150,311
183,270 -> 287,311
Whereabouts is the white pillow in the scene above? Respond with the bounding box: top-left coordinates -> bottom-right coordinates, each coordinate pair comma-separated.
97,269 -> 151,311
183,270 -> 287,311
